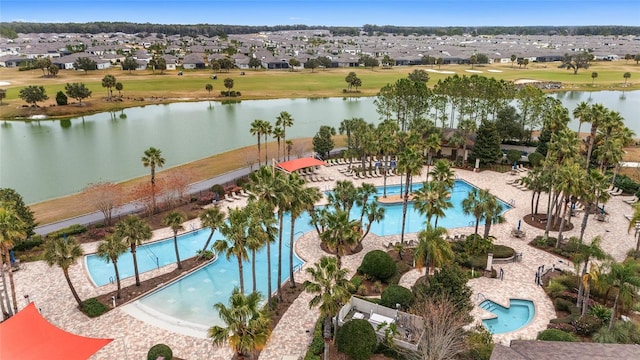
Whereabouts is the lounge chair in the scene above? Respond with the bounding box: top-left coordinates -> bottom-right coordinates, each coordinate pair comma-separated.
224,194 -> 234,203
610,188 -> 623,196
625,195 -> 639,204
232,191 -> 242,200
240,189 -> 250,197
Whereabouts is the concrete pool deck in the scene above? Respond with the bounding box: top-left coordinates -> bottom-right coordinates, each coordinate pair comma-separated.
10,165 -> 639,358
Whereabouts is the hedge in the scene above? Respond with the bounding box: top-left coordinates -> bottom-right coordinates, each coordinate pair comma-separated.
81,298 -> 109,318
536,329 -> 578,342
47,224 -> 87,239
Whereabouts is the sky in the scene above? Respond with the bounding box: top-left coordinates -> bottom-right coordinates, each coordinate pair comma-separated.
1,0 -> 639,27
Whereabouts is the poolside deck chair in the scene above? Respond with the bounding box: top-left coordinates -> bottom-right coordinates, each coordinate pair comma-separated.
609,187 -> 623,196
240,189 -> 250,197
232,191 -> 242,200
624,195 -> 638,204
224,194 -> 234,203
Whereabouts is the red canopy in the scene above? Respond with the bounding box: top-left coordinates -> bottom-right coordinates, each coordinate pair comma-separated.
277,157 -> 327,173
0,303 -> 112,360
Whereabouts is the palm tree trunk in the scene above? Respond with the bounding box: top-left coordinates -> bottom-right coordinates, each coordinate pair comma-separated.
289,218 -> 296,288
400,173 -> 411,244
63,269 -> 83,307
113,261 -> 122,299
277,213 -> 284,302
0,254 -> 13,317
578,206 -> 590,243
609,291 -> 620,330
132,248 -> 141,286
173,234 -> 182,270
474,218 -> 480,236
581,282 -> 590,316
202,230 -> 215,253
4,252 -> 18,314
267,242 -> 272,308
237,256 -> 245,294
556,197 -> 569,247
252,250 -> 257,292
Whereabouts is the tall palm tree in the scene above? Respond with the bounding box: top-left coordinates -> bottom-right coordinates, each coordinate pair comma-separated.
423,132 -> 442,181
608,260 -> 640,330
247,201 -> 277,293
141,147 -> 166,212
479,189 -> 504,239
584,104 -> 606,168
209,288 -> 271,360
578,169 -> 610,243
319,209 -> 360,269
249,119 -> 268,167
414,225 -> 454,275
303,256 -> 354,351
0,206 -> 26,315
276,111 -> 294,159
199,207 -> 226,254
429,159 -> 455,189
462,188 -> 484,236
413,181 -> 452,227
573,236 -> 609,308
376,120 -> 399,198
115,215 -> 152,286
288,176 -> 321,287
572,101 -> 590,135
272,126 -> 285,160
397,146 -> 423,244
43,236 -> 84,307
163,211 -> 185,270
215,207 -> 250,294
96,234 -> 128,299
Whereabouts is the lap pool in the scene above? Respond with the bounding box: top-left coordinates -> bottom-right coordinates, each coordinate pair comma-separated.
85,180 -> 510,328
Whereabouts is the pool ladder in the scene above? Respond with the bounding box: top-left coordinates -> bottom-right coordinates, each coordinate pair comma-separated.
476,292 -> 487,304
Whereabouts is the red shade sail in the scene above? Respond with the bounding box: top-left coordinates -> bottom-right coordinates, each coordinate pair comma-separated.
0,303 -> 112,360
276,157 -> 327,173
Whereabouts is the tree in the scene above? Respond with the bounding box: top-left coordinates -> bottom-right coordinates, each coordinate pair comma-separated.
608,260 -> 640,330
96,234 -> 128,299
0,206 -> 26,315
219,57 -> 235,72
413,181 -> 452,227
573,236 -> 608,309
248,57 -> 262,69
591,72 -> 598,85
205,83 -> 213,96
249,119 -> 272,167
0,188 -> 36,238
214,207 -> 250,293
82,182 -> 123,226
44,236 -> 84,307
470,120 -> 502,166
412,295 -> 469,360
275,111 -> 294,160
288,177 -> 321,287
397,144 -> 423,244
101,74 -> 116,98
48,64 -> 59,77
623,72 -> 631,84
163,211 -> 185,270
208,288 -> 271,360
115,82 -> 124,96
304,256 -> 354,355
312,125 -> 336,159
122,57 -> 137,73
199,207 -> 225,254
64,82 -> 92,104
115,216 -> 152,286
408,69 -> 430,83
141,147 -> 165,212
414,225 -> 454,275
462,188 -> 484,236
36,57 -> 52,76
304,58 -> 319,72
0,89 -> 5,105
73,57 -> 97,73
18,85 -> 48,107
288,58 -> 300,70
561,51 -> 592,75
469,54 -> 478,69
345,72 -> 359,92
510,54 -> 517,68
224,77 -> 234,95
360,54 -> 379,69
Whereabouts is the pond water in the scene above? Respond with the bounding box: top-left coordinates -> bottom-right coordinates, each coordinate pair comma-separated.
1,91 -> 638,204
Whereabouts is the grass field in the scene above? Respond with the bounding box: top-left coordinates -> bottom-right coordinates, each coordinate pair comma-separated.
1,60 -> 639,119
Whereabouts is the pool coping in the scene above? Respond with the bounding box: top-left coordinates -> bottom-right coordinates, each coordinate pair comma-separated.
478,298 -> 536,334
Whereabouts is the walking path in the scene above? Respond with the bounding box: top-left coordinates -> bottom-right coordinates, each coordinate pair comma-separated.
11,164 -> 640,358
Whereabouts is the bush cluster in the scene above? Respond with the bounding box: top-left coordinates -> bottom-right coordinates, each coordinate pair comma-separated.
81,298 -> 109,318
573,315 -> 602,336
588,304 -> 612,323
547,322 -> 576,333
336,319 -> 377,360
304,318 -> 324,360
358,250 -> 396,281
47,224 -> 87,239
350,276 -> 363,294
147,344 -> 173,360
12,235 -> 43,251
380,285 -> 414,310
537,329 -> 579,342
492,245 -> 515,258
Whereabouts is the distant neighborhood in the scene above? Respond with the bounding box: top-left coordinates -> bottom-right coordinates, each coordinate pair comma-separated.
1,29 -> 640,71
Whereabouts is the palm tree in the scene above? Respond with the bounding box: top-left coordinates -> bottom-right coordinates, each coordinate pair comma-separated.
209,288 -> 271,360
43,236 -> 84,307
249,119 -> 269,167
115,215 -> 152,286
163,211 -> 185,270
414,225 -> 454,275
303,256 -> 354,354
199,207 -> 226,254
215,207 -> 250,293
96,234 -> 128,299
397,146 -> 423,244
573,236 -> 609,308
141,147 -> 166,212
423,132 -> 442,181
276,111 -> 294,159
272,126 -> 285,160
608,260 -> 640,330
479,189 -> 504,239
623,72 -> 631,84
429,159 -> 455,189
288,175 -> 321,287
462,188 -> 484,236
0,206 -> 26,315
319,209 -> 360,269
413,181 -> 452,227
244,202 -> 274,292
572,101 -> 590,135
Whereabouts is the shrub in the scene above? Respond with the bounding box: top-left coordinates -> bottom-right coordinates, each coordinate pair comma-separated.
147,343 -> 173,360
12,235 -> 44,252
463,325 -> 494,360
196,249 -> 215,260
528,152 -> 544,167
547,322 -> 576,333
464,234 -> 493,256
358,250 -> 396,281
209,184 -> 225,196
47,224 -> 87,239
350,275 -> 363,293
81,298 -> 109,318
506,149 -> 522,164
545,279 -> 568,298
88,228 -> 111,240
492,245 -> 515,258
380,285 -> 414,309
554,298 -> 576,313
386,260 -> 411,285
573,315 -> 602,336
304,318 -> 324,360
589,304 -> 613,323
536,329 -> 578,342
336,319 -> 377,360
55,91 -> 68,105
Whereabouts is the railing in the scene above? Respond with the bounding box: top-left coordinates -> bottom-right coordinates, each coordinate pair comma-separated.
476,292 -> 487,303
509,199 -> 516,207
294,263 -> 303,273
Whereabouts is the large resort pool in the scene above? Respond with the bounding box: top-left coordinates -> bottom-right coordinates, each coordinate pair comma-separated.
85,180 -> 511,329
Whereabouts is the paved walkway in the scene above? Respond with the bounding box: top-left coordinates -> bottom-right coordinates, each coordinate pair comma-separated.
11,164 -> 639,358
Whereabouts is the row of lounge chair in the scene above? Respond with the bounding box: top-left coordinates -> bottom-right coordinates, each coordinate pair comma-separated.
606,186 -> 624,196
624,195 -> 638,205
296,167 -> 319,175
223,189 -> 250,203
341,168 -> 395,179
301,175 -> 335,182
326,157 -> 385,166
512,164 -> 528,173
506,178 -> 528,191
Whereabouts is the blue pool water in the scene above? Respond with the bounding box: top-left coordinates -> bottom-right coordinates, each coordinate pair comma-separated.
85,180 -> 510,327
480,299 -> 535,334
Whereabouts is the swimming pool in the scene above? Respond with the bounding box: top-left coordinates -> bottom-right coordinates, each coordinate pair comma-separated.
480,299 -> 535,334
86,180 -> 510,328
